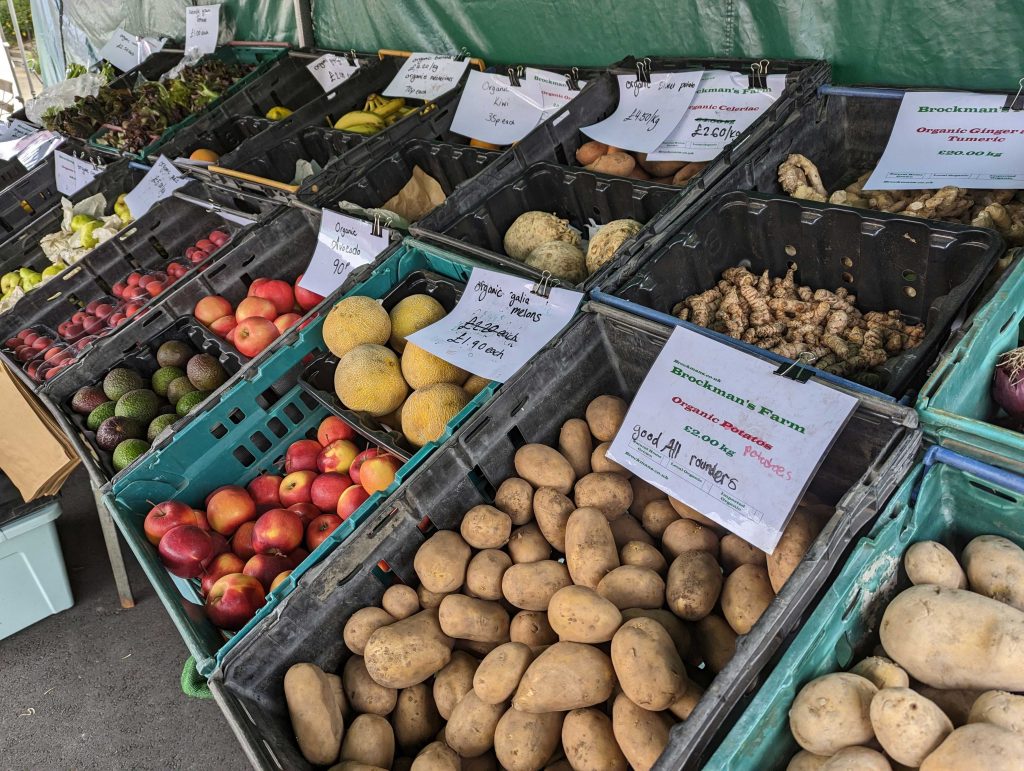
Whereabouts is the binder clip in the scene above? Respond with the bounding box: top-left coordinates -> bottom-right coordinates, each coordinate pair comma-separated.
1004,78 -> 1024,111
371,212 -> 384,238
507,66 -> 523,88
454,47 -> 470,62
345,50 -> 358,67
748,60 -> 770,90
566,67 -> 582,92
774,351 -> 815,383
530,271 -> 559,299
636,58 -> 652,85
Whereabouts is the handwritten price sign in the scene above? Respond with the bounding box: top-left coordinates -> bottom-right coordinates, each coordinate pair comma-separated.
298,209 -> 391,297
54,151 -> 104,195
186,5 -> 220,54
450,69 -> 546,145
307,53 -> 360,92
383,53 -> 470,101
123,156 -> 189,218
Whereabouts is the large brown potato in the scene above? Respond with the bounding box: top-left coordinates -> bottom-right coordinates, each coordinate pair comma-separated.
285,663 -> 345,765
666,550 -> 722,620
460,505 -> 512,550
559,418 -> 593,479
513,642 -> 615,713
611,618 -> 687,710
494,708 -> 564,771
344,607 -> 396,655
438,594 -> 510,643
596,565 -> 665,610
393,683 -> 443,754
473,642 -> 535,705
789,673 -> 877,755
507,522 -> 553,564
962,535 -> 1024,610
611,693 -> 671,771
721,564 -> 775,635
502,560 -> 572,611
903,540 -> 967,589
561,708 -> 627,771
574,472 -> 633,520
494,477 -> 535,526
532,487 -> 574,552
414,531 -> 472,594
340,714 -> 395,769
565,507 -> 619,589
870,687 -> 952,766
547,585 -> 622,643
445,689 -> 505,758
514,444 -> 576,494
585,395 -> 626,442
343,655 -> 398,715
466,549 -> 513,601
364,609 -> 455,689
432,651 -> 477,721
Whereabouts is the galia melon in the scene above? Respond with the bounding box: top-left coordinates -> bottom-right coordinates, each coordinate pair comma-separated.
389,294 -> 445,352
401,342 -> 468,389
322,296 -> 391,358
335,344 -> 408,417
401,383 -> 470,447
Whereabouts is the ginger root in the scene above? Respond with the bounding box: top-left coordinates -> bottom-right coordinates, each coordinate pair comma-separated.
778,154 -> 827,202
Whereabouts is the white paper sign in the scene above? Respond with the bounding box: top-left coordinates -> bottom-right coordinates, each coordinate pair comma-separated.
606,327 -> 857,553
451,69 -> 546,145
648,71 -> 786,161
864,91 -> 1024,189
383,53 -> 470,101
186,5 -> 220,55
307,53 -> 360,92
526,67 -> 586,113
54,150 -> 103,195
581,72 -> 702,153
0,119 -> 38,142
298,210 -> 390,296
406,267 -> 583,383
100,27 -> 162,72
124,156 -> 190,218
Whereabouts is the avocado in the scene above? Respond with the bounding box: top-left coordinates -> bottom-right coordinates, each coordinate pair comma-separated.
186,353 -> 228,391
71,386 -> 109,415
103,368 -> 144,401
112,438 -> 150,471
156,340 -> 193,369
151,366 -> 185,397
166,376 -> 197,406
114,388 -> 161,424
95,416 -> 144,452
86,401 -> 116,431
175,389 -> 210,417
147,413 -> 178,441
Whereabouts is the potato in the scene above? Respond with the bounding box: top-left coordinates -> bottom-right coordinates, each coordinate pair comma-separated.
502,560 -> 572,611
721,564 -> 775,635
532,487 -> 574,552
466,550 -> 513,601
439,595 -> 510,643
462,753 -> 499,771
819,746 -> 891,770
596,565 -> 665,610
432,651 -> 477,721
561,708 -> 627,771
584,152 -> 636,177
575,141 -> 609,166
666,550 -> 722,620
514,642 -> 615,712
558,418 -> 593,479
507,523 -> 552,564
611,618 -> 687,710
364,609 -> 455,689
382,585 -> 420,620
635,153 -> 686,177
284,663 -> 345,765
526,242 -> 587,284
414,531 -> 472,594
445,689 -> 506,758
870,687 -> 952,766
904,540 -> 967,589
609,514 -> 655,548
720,534 -> 767,573
641,499 -> 680,538
510,611 -> 558,649
455,637 -> 503,658
503,212 -> 581,262
620,541 -> 667,574
629,476 -> 666,519
417,585 -> 451,609
494,708 -> 564,771
849,657 -> 909,690
330,671 -> 351,720
880,586 -> 1024,691
473,642 -> 535,704
962,535 -> 1024,610
461,505 -> 512,550
394,684 -> 443,753
668,495 -> 724,532
916,687 -> 982,727
590,441 -> 629,475
585,395 -> 626,442
585,219 -> 644,275
411,741 -> 460,771
611,693 -> 671,771
565,507 -> 620,589
767,508 -> 821,593
786,750 -> 829,771
340,714 -> 395,769
621,608 -> 691,660
968,690 -> 1024,733
693,614 -> 736,672
494,477 -> 534,526
345,607 -> 396,655
514,444 -> 576,495
672,162 -> 705,185
547,585 -> 622,643
574,472 -> 633,520
343,656 -> 398,715
789,673 -> 878,755
920,722 -> 1024,770
669,680 -> 703,720
543,761 -> 572,771
662,518 -> 720,560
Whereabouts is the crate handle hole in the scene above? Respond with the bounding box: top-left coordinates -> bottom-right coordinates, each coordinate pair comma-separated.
250,431 -> 271,452
901,270 -> 917,282
233,446 -> 257,466
299,391 -> 318,410
841,272 -> 854,284
267,417 -> 287,438
417,515 -> 436,535
784,245 -> 797,257
210,422 -> 227,439
369,560 -> 397,587
467,464 -> 496,503
506,424 -> 528,450
904,286 -> 917,298
841,257 -> 853,268
967,479 -> 1019,503
228,408 -> 245,424
283,403 -> 303,424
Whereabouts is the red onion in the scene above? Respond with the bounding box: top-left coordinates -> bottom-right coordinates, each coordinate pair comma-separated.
992,345 -> 1024,419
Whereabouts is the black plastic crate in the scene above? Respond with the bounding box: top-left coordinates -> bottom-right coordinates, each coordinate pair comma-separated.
164,115 -> 271,161
605,191 -> 1004,397
212,304 -> 918,771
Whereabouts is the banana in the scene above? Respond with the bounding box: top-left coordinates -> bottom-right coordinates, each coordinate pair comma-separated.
333,111 -> 385,131
371,97 -> 406,119
341,123 -> 382,136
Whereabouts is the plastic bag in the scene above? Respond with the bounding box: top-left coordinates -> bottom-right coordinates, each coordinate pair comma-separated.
26,72 -> 106,124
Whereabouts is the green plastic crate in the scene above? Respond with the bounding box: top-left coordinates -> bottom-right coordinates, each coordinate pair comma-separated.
917,250 -> 1024,474
706,446 -> 1024,770
104,238 -> 498,676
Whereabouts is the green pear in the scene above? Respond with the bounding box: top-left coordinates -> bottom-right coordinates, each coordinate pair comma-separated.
18,267 -> 42,289
42,262 -> 66,279
69,213 -> 98,233
1,271 -> 20,294
114,193 -> 131,225
80,221 -> 100,249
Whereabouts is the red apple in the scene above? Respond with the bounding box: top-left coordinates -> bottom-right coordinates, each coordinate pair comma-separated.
285,439 -> 322,473
287,547 -> 309,568
269,570 -> 291,591
124,285 -> 147,301
127,272 -> 142,287
317,439 -> 359,474
293,274 -> 324,311
317,415 -> 356,446
208,315 -> 237,338
337,484 -> 370,520
208,531 -> 230,557
125,302 -> 143,318
157,524 -> 219,578
274,313 -> 301,334
251,508 -> 304,555
360,454 -> 402,494
287,502 -> 320,527
306,513 -> 342,551
146,281 -> 166,297
105,314 -> 126,328
250,279 -> 295,315
279,470 -> 317,507
349,447 -> 385,485
205,573 -> 267,630
226,326 -> 237,346
246,473 -> 283,512
194,295 -> 233,325
243,553 -> 292,592
205,485 -> 233,507
310,472 -> 353,512
93,303 -> 115,320
193,509 -> 209,530
185,246 -> 209,264
166,261 -> 187,278
233,316 -> 279,357
206,485 -> 257,536
248,277 -> 269,295
209,230 -> 230,247
143,500 -> 202,545
235,296 -> 277,322
112,281 -> 128,298
231,521 -> 256,560
196,238 -> 217,253
200,552 -> 246,595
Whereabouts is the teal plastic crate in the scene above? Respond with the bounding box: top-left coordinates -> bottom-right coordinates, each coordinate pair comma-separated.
917,250 -> 1024,474
707,446 -> 1024,771
104,238 -> 498,676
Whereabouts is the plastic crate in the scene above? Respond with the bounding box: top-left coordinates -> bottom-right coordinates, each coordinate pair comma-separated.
0,472 -> 72,640
167,115 -> 271,161
917,251 -> 1024,473
707,446 -> 1024,770
412,56 -> 829,290
598,190 -> 1004,398
212,301 -> 919,771
104,238 -> 499,677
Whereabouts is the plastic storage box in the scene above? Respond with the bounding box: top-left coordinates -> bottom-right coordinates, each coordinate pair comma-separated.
0,472 -> 72,640
706,446 -> 1024,770
211,301 -> 919,771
